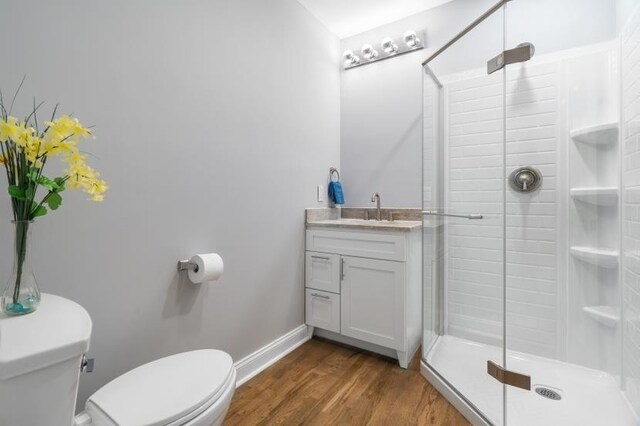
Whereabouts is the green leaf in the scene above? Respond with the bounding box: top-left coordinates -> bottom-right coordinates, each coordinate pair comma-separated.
37,175 -> 59,192
30,203 -> 47,218
27,169 -> 63,192
54,177 -> 66,191
8,185 -> 27,201
45,192 -> 62,210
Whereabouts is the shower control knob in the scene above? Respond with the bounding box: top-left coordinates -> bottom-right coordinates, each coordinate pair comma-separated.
517,171 -> 533,190
509,166 -> 542,193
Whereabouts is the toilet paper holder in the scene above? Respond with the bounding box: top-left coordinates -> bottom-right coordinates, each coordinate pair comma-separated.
177,260 -> 199,272
177,253 -> 224,283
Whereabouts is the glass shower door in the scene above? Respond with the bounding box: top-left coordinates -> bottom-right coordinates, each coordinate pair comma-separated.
502,1 -> 635,425
422,1 -> 639,424
422,4 -> 507,425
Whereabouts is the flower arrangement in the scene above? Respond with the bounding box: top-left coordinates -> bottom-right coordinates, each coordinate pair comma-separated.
0,90 -> 107,315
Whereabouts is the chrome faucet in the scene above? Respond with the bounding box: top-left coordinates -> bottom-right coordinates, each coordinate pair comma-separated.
371,192 -> 381,221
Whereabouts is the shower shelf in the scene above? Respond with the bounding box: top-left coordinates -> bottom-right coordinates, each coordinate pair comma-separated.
570,246 -> 619,268
583,306 -> 620,327
570,187 -> 619,206
570,122 -> 619,146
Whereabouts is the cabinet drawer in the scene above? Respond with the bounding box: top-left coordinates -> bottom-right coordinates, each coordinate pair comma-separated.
305,251 -> 341,293
305,289 -> 340,334
306,229 -> 406,261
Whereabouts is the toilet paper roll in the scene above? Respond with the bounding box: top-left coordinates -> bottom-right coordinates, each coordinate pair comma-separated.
187,253 -> 224,283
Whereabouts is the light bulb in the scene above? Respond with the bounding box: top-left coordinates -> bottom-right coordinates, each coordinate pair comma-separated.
361,44 -> 379,61
403,30 -> 421,48
381,37 -> 398,55
343,50 -> 360,66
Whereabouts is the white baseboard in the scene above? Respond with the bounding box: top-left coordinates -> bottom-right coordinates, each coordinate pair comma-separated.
234,324 -> 312,387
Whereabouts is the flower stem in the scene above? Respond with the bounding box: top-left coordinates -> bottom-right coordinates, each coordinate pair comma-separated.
12,221 -> 28,304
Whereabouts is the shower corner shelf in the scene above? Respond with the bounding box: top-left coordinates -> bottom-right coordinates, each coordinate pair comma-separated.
570,122 -> 619,146
570,246 -> 619,268
570,187 -> 619,206
583,306 -> 620,327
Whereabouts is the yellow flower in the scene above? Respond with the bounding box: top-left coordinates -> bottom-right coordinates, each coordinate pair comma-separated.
42,115 -> 91,158
1,108 -> 106,209
63,152 -> 107,201
42,138 -> 78,157
23,134 -> 44,167
0,116 -> 22,142
45,115 -> 91,141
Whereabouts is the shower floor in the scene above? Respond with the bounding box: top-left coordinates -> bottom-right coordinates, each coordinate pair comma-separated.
426,335 -> 637,425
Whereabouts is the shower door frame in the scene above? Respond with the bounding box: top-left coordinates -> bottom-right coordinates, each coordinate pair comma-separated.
419,64 -> 500,426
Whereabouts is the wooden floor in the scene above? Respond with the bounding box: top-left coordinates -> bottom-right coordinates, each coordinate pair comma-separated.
226,338 -> 469,426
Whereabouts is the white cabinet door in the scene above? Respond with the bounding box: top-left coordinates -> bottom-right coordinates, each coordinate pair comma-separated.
305,251 -> 341,294
305,289 -> 340,333
340,256 -> 405,349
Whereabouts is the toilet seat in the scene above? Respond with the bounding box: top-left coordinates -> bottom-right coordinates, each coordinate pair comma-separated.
82,349 -> 234,426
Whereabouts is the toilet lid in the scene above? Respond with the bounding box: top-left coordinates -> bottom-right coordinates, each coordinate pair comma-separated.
87,349 -> 233,426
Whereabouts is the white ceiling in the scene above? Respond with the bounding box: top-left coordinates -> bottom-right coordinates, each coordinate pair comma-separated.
296,0 -> 455,39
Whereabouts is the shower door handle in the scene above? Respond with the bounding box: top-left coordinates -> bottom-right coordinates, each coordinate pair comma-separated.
422,211 -> 483,220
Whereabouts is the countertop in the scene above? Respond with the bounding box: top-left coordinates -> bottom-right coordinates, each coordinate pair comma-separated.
306,218 -> 422,231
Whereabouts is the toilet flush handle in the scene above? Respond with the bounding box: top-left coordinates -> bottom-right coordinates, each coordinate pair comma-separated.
81,355 -> 95,373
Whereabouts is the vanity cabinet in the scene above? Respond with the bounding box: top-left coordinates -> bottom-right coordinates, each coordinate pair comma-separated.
304,226 -> 421,368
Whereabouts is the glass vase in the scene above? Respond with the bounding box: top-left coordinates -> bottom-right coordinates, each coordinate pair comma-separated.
1,221 -> 40,316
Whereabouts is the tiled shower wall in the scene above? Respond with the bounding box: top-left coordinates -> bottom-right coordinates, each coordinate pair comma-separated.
622,6 -> 640,416
443,61 -> 561,358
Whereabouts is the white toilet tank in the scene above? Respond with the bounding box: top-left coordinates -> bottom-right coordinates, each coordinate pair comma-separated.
0,293 -> 92,426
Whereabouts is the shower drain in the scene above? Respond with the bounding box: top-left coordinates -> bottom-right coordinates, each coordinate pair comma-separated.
534,386 -> 562,401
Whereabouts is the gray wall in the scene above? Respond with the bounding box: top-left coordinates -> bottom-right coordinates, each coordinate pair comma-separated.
0,0 -> 340,406
340,0 -> 617,208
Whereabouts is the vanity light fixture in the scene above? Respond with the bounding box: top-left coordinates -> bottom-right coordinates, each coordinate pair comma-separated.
381,38 -> 398,55
343,50 -> 360,66
403,30 -> 421,48
361,44 -> 379,61
342,30 -> 424,70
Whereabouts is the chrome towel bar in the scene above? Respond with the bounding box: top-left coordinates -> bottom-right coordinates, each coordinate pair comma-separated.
422,210 -> 483,220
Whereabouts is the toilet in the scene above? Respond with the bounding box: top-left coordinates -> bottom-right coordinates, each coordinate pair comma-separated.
0,294 -> 236,426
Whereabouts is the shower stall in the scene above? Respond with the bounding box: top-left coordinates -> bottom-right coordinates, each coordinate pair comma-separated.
421,0 -> 640,424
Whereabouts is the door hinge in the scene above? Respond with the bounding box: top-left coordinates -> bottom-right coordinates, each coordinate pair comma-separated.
487,42 -> 535,75
487,360 -> 531,390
